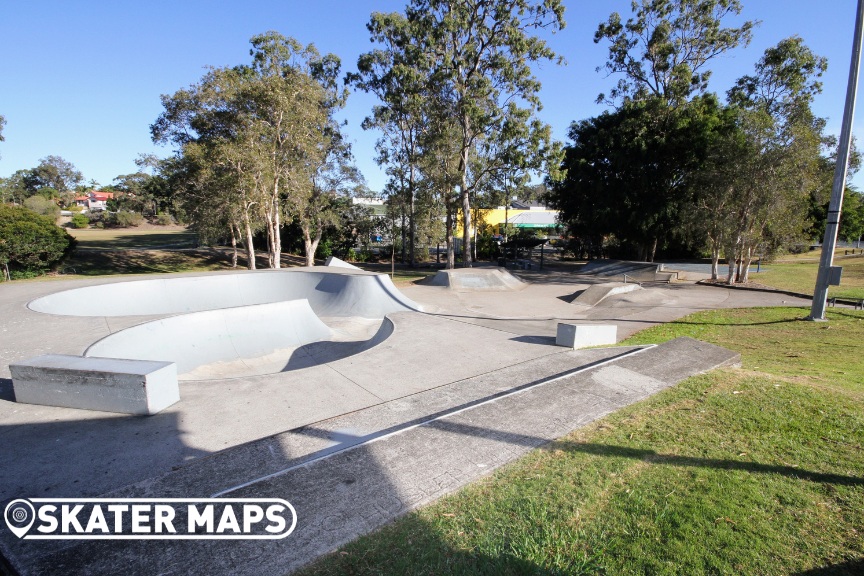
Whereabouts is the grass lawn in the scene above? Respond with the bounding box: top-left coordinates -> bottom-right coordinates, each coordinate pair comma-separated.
751,251 -> 864,300
49,226 -> 234,276
297,307 -> 864,576
67,227 -> 198,249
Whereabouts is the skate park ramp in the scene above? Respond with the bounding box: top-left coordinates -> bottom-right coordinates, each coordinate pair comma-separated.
425,267 -> 526,290
28,267 -> 421,318
570,282 -> 641,306
578,259 -> 668,282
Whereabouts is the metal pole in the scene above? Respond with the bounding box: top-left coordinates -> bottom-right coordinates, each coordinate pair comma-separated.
810,0 -> 864,321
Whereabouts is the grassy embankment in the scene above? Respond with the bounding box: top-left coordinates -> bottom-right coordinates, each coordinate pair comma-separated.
298,306 -> 864,576
751,249 -> 864,300
59,227 -> 234,276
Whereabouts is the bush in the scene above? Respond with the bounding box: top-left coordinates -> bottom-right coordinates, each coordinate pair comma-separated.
23,195 -> 60,219
70,213 -> 90,229
111,210 -> 144,228
155,212 -> 173,226
0,205 -> 76,279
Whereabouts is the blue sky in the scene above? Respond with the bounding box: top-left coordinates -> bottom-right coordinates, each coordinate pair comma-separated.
1,0 -> 862,192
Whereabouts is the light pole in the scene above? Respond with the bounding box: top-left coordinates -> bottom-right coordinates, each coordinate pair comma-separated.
810,0 -> 864,320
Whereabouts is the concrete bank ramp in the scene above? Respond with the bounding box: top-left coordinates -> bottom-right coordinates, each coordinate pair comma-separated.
579,259 -> 663,282
28,267 -> 421,319
571,282 -> 641,306
426,267 -> 525,291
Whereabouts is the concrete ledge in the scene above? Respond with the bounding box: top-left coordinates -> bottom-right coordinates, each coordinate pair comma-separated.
556,323 -> 617,348
9,355 -> 179,415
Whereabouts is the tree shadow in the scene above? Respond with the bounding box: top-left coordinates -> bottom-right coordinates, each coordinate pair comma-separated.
795,558 -> 864,575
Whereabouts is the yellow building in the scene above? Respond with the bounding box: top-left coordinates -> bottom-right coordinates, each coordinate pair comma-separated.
457,207 -> 561,236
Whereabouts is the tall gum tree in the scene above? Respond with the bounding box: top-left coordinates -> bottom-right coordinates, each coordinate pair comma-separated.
356,0 -> 565,268
152,32 -> 346,269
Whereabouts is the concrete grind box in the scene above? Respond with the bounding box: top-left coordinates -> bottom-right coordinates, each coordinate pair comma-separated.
9,355 -> 179,415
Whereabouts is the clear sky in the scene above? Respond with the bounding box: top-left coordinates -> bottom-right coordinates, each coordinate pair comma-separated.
1,0 -> 863,192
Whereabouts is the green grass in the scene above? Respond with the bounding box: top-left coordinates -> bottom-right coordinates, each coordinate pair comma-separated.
297,307 -> 864,576
752,253 -> 864,300
68,227 -> 198,249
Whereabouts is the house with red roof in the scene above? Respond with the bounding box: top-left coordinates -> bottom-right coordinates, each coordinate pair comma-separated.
73,191 -> 115,212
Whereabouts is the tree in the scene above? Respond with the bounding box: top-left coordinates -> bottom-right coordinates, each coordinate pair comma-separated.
595,0 -> 757,106
27,156 -> 84,194
0,204 -> 75,280
355,0 -> 565,268
153,32 -> 348,269
0,114 -> 5,158
717,38 -> 828,283
23,195 -> 60,219
549,94 -> 725,260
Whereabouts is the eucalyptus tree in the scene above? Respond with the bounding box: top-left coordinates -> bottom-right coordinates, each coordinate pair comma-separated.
721,37 -> 828,283
595,0 -> 757,106
355,0 -> 565,268
350,13 -> 428,266
152,32 -> 346,269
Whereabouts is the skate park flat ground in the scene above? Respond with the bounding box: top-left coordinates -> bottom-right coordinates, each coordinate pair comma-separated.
0,266 -> 809,574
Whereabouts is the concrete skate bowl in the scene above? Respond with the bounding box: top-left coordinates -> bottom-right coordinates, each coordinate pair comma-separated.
28,268 -> 420,380
424,267 -> 526,291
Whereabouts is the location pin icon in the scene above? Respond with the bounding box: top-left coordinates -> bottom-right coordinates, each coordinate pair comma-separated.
4,499 -> 35,539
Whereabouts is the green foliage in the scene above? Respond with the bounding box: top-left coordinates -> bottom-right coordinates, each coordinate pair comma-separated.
155,212 -> 173,226
549,95 -> 726,260
0,204 -> 76,277
111,210 -> 143,228
70,213 -> 90,229
595,0 -> 756,105
23,195 -> 61,218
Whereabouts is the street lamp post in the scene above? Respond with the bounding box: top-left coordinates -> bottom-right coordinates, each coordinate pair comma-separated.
810,0 -> 864,320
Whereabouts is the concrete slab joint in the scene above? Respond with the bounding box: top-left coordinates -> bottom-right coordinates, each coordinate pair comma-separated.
556,323 -> 618,349
9,354 -> 179,415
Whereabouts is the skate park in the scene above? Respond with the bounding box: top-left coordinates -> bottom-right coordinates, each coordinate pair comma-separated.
0,262 -> 812,574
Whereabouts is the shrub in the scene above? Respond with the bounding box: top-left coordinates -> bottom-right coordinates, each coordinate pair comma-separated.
70,213 -> 90,229
111,210 -> 143,228
23,195 -> 60,219
155,212 -> 173,226
0,205 -> 76,279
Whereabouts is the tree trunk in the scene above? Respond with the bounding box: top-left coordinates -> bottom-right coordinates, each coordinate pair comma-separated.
445,203 -> 455,269
243,210 -> 256,271
303,226 -> 322,267
409,165 -> 416,267
710,244 -> 720,281
460,180 -> 472,268
230,223 -> 238,269
272,197 -> 281,269
740,244 -> 753,283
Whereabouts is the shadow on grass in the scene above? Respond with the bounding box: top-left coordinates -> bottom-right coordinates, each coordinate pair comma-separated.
64,249 -> 232,276
423,420 -> 864,487
795,557 -> 864,575
74,231 -> 198,250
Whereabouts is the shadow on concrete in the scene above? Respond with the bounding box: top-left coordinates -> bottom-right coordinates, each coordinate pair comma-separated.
0,411 -> 210,503
423,420 -> 864,487
0,378 -> 15,402
794,558 -> 864,575
508,335 -> 557,346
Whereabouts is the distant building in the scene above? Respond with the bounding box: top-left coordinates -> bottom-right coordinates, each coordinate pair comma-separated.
73,191 -> 115,212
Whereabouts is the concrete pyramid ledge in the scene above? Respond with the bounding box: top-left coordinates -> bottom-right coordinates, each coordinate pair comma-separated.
425,267 -> 526,291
